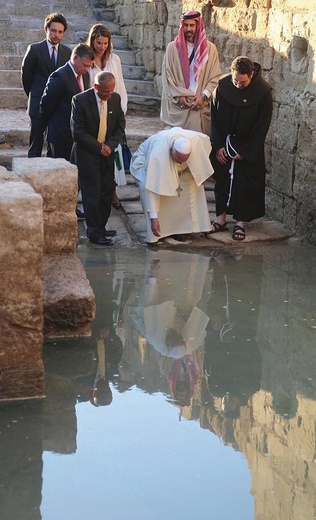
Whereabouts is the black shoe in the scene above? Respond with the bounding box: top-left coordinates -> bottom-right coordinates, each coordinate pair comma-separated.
169,234 -> 188,242
104,229 -> 117,237
76,208 -> 85,221
89,237 -> 113,246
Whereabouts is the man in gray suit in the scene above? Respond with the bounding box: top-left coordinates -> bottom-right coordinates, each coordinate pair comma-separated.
21,13 -> 71,157
71,72 -> 125,245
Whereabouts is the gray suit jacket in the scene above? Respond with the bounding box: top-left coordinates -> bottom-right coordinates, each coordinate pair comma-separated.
21,39 -> 71,118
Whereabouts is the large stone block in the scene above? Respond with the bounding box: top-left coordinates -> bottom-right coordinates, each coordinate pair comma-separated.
265,187 -> 285,222
43,255 -> 96,338
12,157 -> 78,254
0,179 -> 44,399
273,0 -> 315,8
293,158 -> 316,242
269,148 -> 295,196
297,119 -> 316,163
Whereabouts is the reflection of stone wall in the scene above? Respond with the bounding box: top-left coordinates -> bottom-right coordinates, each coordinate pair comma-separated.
249,391 -> 316,520
199,244 -> 316,519
110,0 -> 316,242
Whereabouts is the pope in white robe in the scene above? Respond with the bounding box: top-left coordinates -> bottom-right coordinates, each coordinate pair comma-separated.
130,127 -> 213,244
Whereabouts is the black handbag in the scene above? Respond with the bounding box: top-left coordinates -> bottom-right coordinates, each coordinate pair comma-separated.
121,134 -> 132,172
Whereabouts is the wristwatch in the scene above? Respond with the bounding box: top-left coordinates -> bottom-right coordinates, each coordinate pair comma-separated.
202,93 -> 209,102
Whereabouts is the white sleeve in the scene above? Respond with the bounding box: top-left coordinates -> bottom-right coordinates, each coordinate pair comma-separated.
146,190 -> 160,214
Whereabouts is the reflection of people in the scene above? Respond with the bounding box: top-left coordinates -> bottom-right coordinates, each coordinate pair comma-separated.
91,330 -> 113,406
70,71 -> 125,245
130,127 -> 213,244
21,12 -> 71,158
163,354 -> 200,407
204,252 -> 263,418
76,328 -> 123,407
160,10 -> 221,134
40,43 -> 94,161
210,56 -> 273,240
126,249 -> 211,404
86,23 -> 128,210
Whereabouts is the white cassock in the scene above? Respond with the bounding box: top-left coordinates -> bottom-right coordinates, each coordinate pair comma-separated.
130,127 -> 214,243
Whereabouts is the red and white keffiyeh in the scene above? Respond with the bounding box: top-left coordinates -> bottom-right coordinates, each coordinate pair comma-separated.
174,11 -> 208,89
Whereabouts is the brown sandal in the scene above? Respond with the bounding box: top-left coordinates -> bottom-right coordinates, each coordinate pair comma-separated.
232,225 -> 245,241
205,221 -> 229,235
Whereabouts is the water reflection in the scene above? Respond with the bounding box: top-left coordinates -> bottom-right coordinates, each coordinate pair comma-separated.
203,249 -> 263,419
125,250 -> 210,407
1,244 -> 316,519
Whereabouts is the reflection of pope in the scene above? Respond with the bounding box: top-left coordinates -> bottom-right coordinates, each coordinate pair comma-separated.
139,302 -> 208,357
128,250 -> 210,357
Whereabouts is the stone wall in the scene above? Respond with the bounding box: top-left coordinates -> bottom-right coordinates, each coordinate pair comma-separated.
12,157 -> 96,339
108,0 -> 316,244
0,167 -> 44,399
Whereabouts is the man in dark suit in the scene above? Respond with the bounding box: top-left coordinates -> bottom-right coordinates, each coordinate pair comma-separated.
71,72 -> 125,245
21,13 -> 71,158
40,43 -> 94,162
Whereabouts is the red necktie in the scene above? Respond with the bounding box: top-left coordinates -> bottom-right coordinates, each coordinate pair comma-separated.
77,75 -> 83,92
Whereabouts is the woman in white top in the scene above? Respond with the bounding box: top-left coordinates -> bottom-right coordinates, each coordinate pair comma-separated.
86,24 -> 128,209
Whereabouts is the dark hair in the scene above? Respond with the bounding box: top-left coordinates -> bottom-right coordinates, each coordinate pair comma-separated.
71,43 -> 94,61
231,56 -> 254,77
44,12 -> 68,32
86,24 -> 112,69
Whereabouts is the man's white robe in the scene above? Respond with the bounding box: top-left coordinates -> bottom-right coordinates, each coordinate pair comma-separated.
130,127 -> 213,244
160,41 -> 222,135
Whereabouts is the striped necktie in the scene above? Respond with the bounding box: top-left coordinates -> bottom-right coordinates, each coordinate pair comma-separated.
97,100 -> 107,143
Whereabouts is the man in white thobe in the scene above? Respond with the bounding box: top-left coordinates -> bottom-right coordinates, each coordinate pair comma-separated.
130,127 -> 213,244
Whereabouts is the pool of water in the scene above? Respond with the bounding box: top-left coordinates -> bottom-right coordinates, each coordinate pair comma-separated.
1,243 -> 316,520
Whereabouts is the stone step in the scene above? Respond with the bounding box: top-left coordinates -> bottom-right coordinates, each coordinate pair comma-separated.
93,8 -> 115,22
115,49 -> 137,66
5,1 -> 95,18
0,87 -> 160,113
0,111 -> 164,168
0,50 -> 138,69
7,15 -> 94,31
0,66 -> 149,90
122,64 -> 146,80
124,78 -> 157,97
0,88 -> 27,109
0,42 -> 30,56
0,55 -> 23,69
0,23 -> 123,46
74,21 -> 121,42
0,50 -> 139,70
127,94 -> 161,114
106,35 -> 129,51
0,147 -> 28,169
0,70 -> 21,88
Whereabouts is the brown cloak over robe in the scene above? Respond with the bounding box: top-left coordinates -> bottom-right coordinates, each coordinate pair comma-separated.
210,63 -> 273,222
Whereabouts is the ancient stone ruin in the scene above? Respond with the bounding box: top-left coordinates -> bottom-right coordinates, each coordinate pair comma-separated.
0,158 -> 96,400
